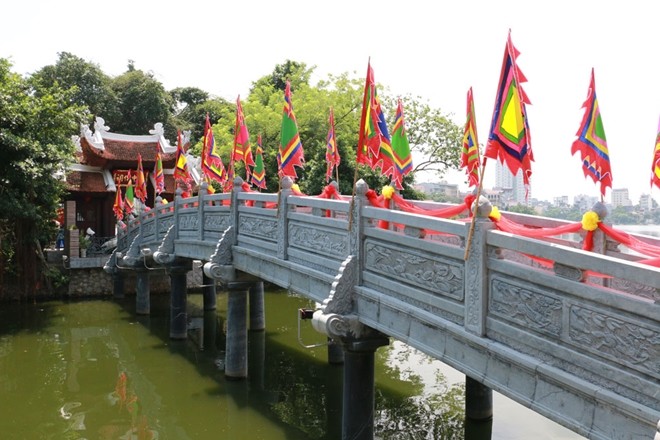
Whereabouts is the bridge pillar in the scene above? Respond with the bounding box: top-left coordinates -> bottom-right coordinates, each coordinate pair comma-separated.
168,264 -> 190,339
135,269 -> 150,315
112,272 -> 125,299
202,273 -> 217,311
248,281 -> 265,331
465,376 -> 493,421
341,336 -> 390,440
226,281 -> 251,379
327,338 -> 344,364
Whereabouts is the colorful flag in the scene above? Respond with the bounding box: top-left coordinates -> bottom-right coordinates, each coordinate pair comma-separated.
278,81 -> 305,179
356,60 -> 394,179
232,96 -> 255,179
124,171 -> 135,215
154,143 -> 165,195
652,116 -> 660,190
461,87 -> 481,187
570,68 -> 612,197
485,30 -> 533,189
251,134 -> 267,189
113,188 -> 124,221
202,113 -> 227,185
325,107 -> 340,182
135,153 -> 147,202
391,99 -> 413,189
173,130 -> 192,183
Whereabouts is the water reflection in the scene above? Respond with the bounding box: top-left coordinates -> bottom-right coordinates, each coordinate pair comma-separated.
0,290 -> 584,440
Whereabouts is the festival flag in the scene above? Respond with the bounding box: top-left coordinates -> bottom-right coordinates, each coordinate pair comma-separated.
391,99 -> 413,189
232,96 -> 255,179
462,87 -> 481,187
652,115 -> 660,190
325,107 -> 340,182
356,60 -> 395,179
173,130 -> 192,183
251,134 -> 267,189
570,68 -> 612,198
278,81 -> 305,179
124,171 -> 135,215
154,143 -> 165,195
202,113 -> 228,185
135,153 -> 147,202
484,30 -> 533,190
113,187 -> 124,221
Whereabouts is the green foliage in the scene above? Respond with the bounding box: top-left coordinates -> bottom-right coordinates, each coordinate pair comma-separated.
0,58 -> 86,297
505,204 -> 537,215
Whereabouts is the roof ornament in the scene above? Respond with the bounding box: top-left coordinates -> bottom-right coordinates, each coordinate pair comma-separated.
149,122 -> 165,137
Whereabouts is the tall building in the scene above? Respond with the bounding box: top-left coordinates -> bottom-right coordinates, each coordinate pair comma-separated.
611,188 -> 632,208
494,161 -> 530,205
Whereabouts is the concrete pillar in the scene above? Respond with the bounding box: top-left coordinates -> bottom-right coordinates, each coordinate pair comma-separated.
169,267 -> 188,340
203,309 -> 218,352
328,338 -> 344,364
135,270 -> 150,315
465,376 -> 493,421
202,273 -> 217,311
112,272 -> 125,299
226,281 -> 250,379
341,337 -> 389,440
248,281 -> 265,331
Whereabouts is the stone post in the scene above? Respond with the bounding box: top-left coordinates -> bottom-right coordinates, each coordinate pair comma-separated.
135,269 -> 150,315
225,281 -> 251,379
465,376 -> 493,420
168,264 -> 190,339
248,281 -> 265,331
202,273 -> 217,311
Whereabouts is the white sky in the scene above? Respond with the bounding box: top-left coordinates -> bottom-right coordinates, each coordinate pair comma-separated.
3,0 -> 659,203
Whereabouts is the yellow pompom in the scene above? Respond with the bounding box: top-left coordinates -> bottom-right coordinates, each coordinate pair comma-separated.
161,198 -> 168,204
489,206 -> 501,221
381,185 -> 395,200
291,183 -> 301,193
581,211 -> 600,231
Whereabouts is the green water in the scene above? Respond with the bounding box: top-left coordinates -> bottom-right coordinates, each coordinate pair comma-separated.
0,290 -> 583,439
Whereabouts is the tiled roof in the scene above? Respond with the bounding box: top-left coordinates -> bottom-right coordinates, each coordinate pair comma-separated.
80,137 -> 176,168
65,171 -> 108,193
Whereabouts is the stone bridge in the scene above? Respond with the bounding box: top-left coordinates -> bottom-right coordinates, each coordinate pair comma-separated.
107,177 -> 660,440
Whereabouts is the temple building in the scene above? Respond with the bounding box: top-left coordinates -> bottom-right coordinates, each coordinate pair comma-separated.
63,117 -> 198,253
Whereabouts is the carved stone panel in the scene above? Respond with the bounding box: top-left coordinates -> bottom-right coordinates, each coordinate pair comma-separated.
239,215 -> 277,242
141,221 -> 155,239
569,305 -> 660,378
364,240 -> 464,300
159,217 -> 175,234
289,223 -> 348,258
490,277 -> 562,337
179,213 -> 199,231
204,214 -> 229,233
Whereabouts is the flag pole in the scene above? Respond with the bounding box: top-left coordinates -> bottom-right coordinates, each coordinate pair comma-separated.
463,158 -> 488,260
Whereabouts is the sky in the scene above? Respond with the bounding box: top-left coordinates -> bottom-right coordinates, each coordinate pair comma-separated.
3,0 -> 659,204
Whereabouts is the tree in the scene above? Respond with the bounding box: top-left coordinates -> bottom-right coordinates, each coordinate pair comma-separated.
30,52 -> 120,126
0,58 -> 86,300
111,63 -> 174,137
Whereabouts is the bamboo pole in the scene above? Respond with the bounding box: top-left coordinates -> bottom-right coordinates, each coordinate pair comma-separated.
463,158 -> 488,261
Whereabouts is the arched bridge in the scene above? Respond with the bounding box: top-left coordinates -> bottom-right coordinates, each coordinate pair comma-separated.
108,177 -> 660,440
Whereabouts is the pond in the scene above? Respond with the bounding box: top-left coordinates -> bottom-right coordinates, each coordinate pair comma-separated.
0,289 -> 584,439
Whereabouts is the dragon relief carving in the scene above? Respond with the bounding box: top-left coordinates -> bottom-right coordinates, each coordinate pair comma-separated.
569,306 -> 659,376
153,225 -> 176,265
365,241 -> 463,298
239,216 -> 277,241
179,213 -> 199,230
490,278 -> 562,337
289,224 -> 347,257
204,214 -> 229,232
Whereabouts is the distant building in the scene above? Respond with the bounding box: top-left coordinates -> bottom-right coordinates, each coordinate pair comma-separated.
494,161 -> 530,205
639,193 -> 656,211
414,181 -> 460,199
553,196 -> 569,207
574,194 -> 599,212
611,188 -> 632,208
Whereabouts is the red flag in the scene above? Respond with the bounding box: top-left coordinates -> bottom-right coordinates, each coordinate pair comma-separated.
173,130 -> 192,183
278,81 -> 305,179
202,113 -> 227,185
652,115 -> 660,190
113,187 -> 124,221
570,68 -> 612,197
135,153 -> 147,202
232,96 -> 255,181
356,60 -> 394,179
154,142 -> 165,195
485,30 -> 533,190
325,107 -> 340,182
461,87 -> 481,187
